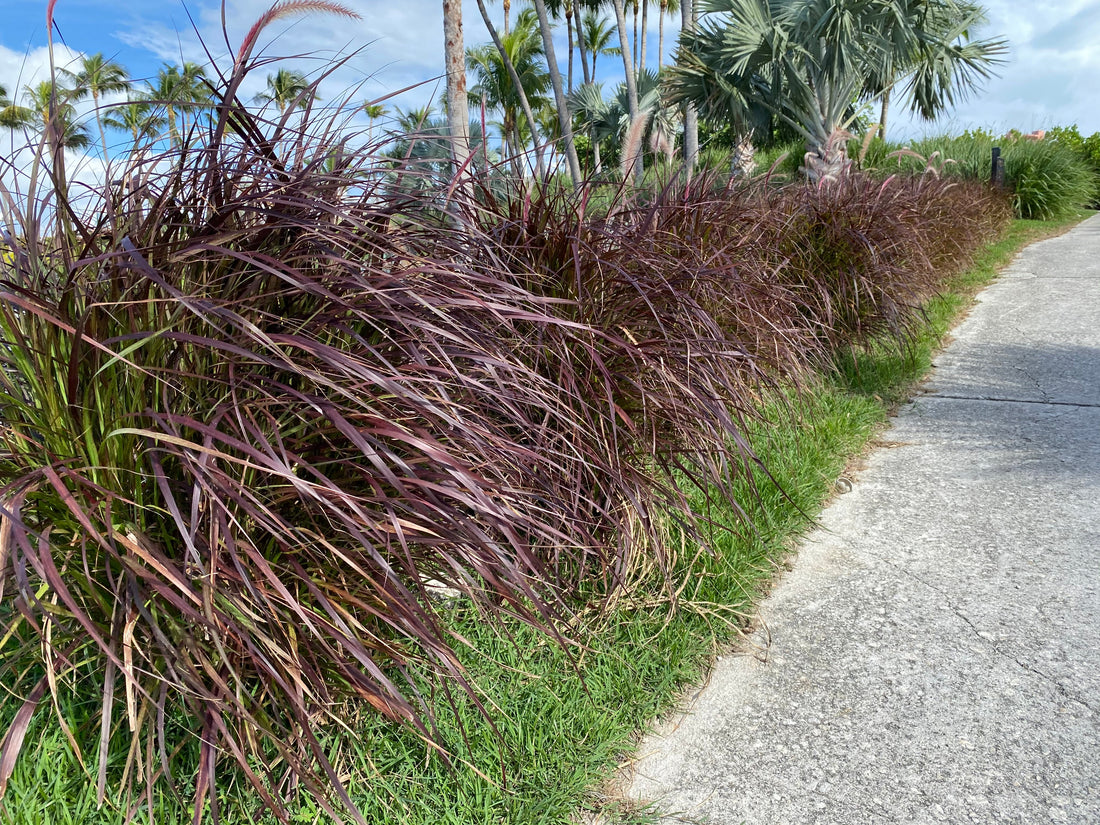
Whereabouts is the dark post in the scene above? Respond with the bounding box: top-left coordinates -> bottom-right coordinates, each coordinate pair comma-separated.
991,146 -> 1005,187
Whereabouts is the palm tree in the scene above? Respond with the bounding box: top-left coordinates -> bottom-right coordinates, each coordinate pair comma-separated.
546,0 -> 579,91
657,0 -> 680,69
638,0 -> 653,74
668,0 -> 1006,181
60,52 -> 130,161
363,102 -> 387,140
387,106 -> 492,194
0,84 -> 25,129
609,0 -> 641,179
18,80 -> 92,152
568,81 -> 614,172
468,7 -> 551,176
869,0 -> 1002,137
582,11 -> 618,79
570,68 -> 679,176
148,61 -> 211,146
103,97 -> 166,152
254,68 -> 313,114
680,0 -> 698,177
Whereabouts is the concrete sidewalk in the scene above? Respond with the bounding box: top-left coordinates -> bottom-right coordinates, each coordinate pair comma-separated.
624,215 -> 1100,824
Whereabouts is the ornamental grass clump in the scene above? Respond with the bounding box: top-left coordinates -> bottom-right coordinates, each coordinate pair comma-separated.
764,173 -> 1012,350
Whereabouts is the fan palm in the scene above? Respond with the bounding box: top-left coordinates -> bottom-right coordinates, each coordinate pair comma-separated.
668,0 -> 1007,181
60,52 -> 130,161
387,106 -> 492,194
570,68 -> 680,175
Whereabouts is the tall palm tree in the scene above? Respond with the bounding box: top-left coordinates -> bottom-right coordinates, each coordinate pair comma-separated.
680,0 -> 697,177
148,61 -> 211,146
6,81 -> 92,168
582,11 -> 618,79
609,0 -> 641,179
0,84 -> 24,129
363,102 -> 386,140
60,52 -> 130,161
668,0 -> 1006,181
23,81 -> 92,149
253,68 -> 313,114
468,7 -> 551,176
103,97 -> 166,153
639,0 -> 653,73
546,0 -> 577,92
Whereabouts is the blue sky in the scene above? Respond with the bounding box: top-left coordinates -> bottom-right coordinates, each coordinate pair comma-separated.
1,0 -> 1099,159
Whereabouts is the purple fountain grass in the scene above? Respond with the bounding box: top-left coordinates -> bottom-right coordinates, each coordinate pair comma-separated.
0,5 -> 1013,820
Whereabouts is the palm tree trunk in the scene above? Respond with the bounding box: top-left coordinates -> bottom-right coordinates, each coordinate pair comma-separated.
512,121 -> 525,178
566,6 -> 575,93
680,0 -> 698,179
878,85 -> 892,139
442,0 -> 472,181
613,0 -> 639,119
658,1 -> 666,70
531,0 -> 583,187
576,6 -> 591,85
632,1 -> 639,75
92,90 -> 110,163
473,0 -> 546,179
640,0 -> 648,74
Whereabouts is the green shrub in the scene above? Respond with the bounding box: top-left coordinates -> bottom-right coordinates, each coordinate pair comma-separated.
861,132 -> 1096,220
1047,125 -> 1100,207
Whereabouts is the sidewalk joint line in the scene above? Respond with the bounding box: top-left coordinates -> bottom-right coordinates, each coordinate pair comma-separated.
927,393 -> 1100,409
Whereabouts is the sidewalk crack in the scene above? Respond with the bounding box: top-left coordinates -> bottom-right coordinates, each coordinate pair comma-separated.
867,554 -> 1098,716
1014,364 -> 1053,404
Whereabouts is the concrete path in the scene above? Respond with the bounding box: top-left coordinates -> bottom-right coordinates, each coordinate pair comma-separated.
624,215 -> 1100,824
